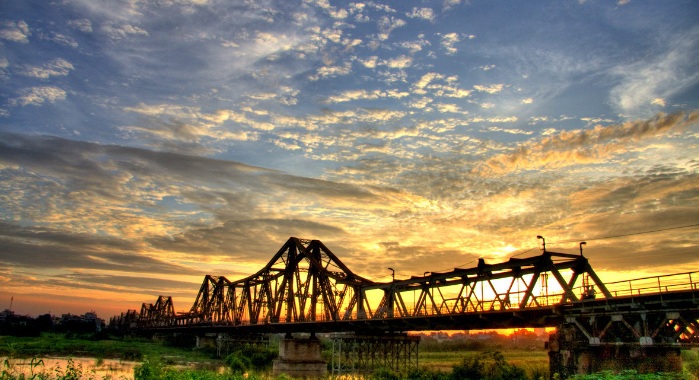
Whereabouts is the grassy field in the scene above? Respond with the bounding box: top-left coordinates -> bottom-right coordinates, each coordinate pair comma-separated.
0,333 -> 215,364
2,333 -> 698,379
419,347 -> 550,379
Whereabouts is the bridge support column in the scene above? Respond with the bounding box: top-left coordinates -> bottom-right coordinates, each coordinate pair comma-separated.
272,335 -> 327,378
548,318 -> 684,378
331,333 -> 420,376
195,333 -> 217,350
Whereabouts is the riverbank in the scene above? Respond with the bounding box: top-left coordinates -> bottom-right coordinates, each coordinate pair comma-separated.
3,333 -> 698,379
0,332 -> 215,363
2,356 -> 139,380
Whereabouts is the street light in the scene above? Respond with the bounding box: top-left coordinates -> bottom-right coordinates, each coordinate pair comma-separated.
537,235 -> 546,252
579,241 -> 587,256
387,267 -> 395,282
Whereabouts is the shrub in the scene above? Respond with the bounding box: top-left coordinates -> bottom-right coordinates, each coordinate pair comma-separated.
406,367 -> 451,380
223,346 -> 276,373
684,350 -> 699,379
134,359 -> 164,380
450,350 -> 527,380
121,346 -> 143,361
224,353 -> 251,374
370,367 -> 401,380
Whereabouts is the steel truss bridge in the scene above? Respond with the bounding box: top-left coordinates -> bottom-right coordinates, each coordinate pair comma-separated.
111,237 -> 699,376
113,236 -> 698,339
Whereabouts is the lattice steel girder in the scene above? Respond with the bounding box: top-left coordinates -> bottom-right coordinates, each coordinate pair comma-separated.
179,237 -> 376,326
366,253 -> 604,292
216,333 -> 271,357
331,334 -> 419,375
133,237 -> 699,334
369,251 -> 612,318
564,308 -> 699,346
138,295 -> 175,327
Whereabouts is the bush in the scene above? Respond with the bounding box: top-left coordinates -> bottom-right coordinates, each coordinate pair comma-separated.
406,367 -> 451,380
223,346 -> 277,373
569,370 -> 687,379
526,363 -> 549,380
121,346 -> 143,361
134,359 -> 164,380
370,367 -> 402,380
684,350 -> 699,379
450,350 -> 527,380
134,360 -> 257,380
224,353 -> 251,374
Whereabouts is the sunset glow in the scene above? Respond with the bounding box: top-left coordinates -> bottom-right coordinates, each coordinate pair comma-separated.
1,0 -> 698,320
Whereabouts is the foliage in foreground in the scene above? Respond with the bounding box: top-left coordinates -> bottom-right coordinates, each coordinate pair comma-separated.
369,349 -> 699,380
3,335 -> 699,380
135,360 -> 254,380
2,357 -> 124,380
367,351 -> 529,380
1,358 -> 262,380
568,370 -> 690,380
223,346 -> 277,374
450,350 -> 527,380
0,333 -> 219,363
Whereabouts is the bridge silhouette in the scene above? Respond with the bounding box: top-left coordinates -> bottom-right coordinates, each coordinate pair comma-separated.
112,237 -> 699,377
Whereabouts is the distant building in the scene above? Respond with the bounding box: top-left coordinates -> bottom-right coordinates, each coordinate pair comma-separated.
0,308 -> 36,336
57,311 -> 105,332
0,309 -> 15,323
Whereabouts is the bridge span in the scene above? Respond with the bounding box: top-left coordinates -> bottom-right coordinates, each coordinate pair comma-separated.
111,237 -> 699,377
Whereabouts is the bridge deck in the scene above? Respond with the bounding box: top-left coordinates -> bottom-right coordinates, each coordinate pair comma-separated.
111,237 -> 698,344
147,288 -> 699,336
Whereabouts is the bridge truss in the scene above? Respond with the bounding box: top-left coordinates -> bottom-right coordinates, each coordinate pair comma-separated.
177,238 -> 374,326
111,237 -> 699,376
124,237 -> 627,330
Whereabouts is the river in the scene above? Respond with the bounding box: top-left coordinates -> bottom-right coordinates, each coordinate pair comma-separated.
1,356 -> 139,379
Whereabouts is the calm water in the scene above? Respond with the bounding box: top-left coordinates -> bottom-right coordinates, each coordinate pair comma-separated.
1,357 -> 138,379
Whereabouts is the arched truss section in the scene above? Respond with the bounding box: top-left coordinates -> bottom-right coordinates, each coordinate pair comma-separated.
139,295 -> 175,327
176,237 -> 375,326
134,238 -> 631,328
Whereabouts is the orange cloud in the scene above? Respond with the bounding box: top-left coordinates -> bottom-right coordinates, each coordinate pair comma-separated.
476,111 -> 699,176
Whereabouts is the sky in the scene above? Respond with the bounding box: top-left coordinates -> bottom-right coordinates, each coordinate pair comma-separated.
1,0 -> 698,318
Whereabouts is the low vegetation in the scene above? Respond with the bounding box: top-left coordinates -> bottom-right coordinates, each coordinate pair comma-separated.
223,347 -> 278,374
1,332 -> 699,379
0,333 -> 212,363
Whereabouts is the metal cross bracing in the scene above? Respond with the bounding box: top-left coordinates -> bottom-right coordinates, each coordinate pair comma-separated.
549,289 -> 699,377
330,333 -> 419,375
175,237 -> 375,327
138,295 -> 176,328
562,310 -> 699,346
367,250 -> 613,319
109,309 -> 138,330
120,237 -> 699,335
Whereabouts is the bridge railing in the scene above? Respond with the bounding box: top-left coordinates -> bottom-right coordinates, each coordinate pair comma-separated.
601,271 -> 698,298
170,272 -> 699,326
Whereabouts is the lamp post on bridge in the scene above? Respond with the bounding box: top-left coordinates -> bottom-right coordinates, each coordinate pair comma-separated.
387,267 -> 395,282
579,241 -> 586,256
537,235 -> 546,252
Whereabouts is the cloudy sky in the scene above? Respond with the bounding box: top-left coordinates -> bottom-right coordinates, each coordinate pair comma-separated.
1,0 -> 698,317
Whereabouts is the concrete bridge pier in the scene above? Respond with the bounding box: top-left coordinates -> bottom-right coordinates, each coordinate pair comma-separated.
548,312 -> 688,378
272,334 -> 327,378
195,333 -> 217,350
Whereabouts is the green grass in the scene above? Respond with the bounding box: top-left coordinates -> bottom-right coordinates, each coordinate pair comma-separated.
2,334 -> 698,380
0,333 -> 213,363
419,348 -> 549,379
